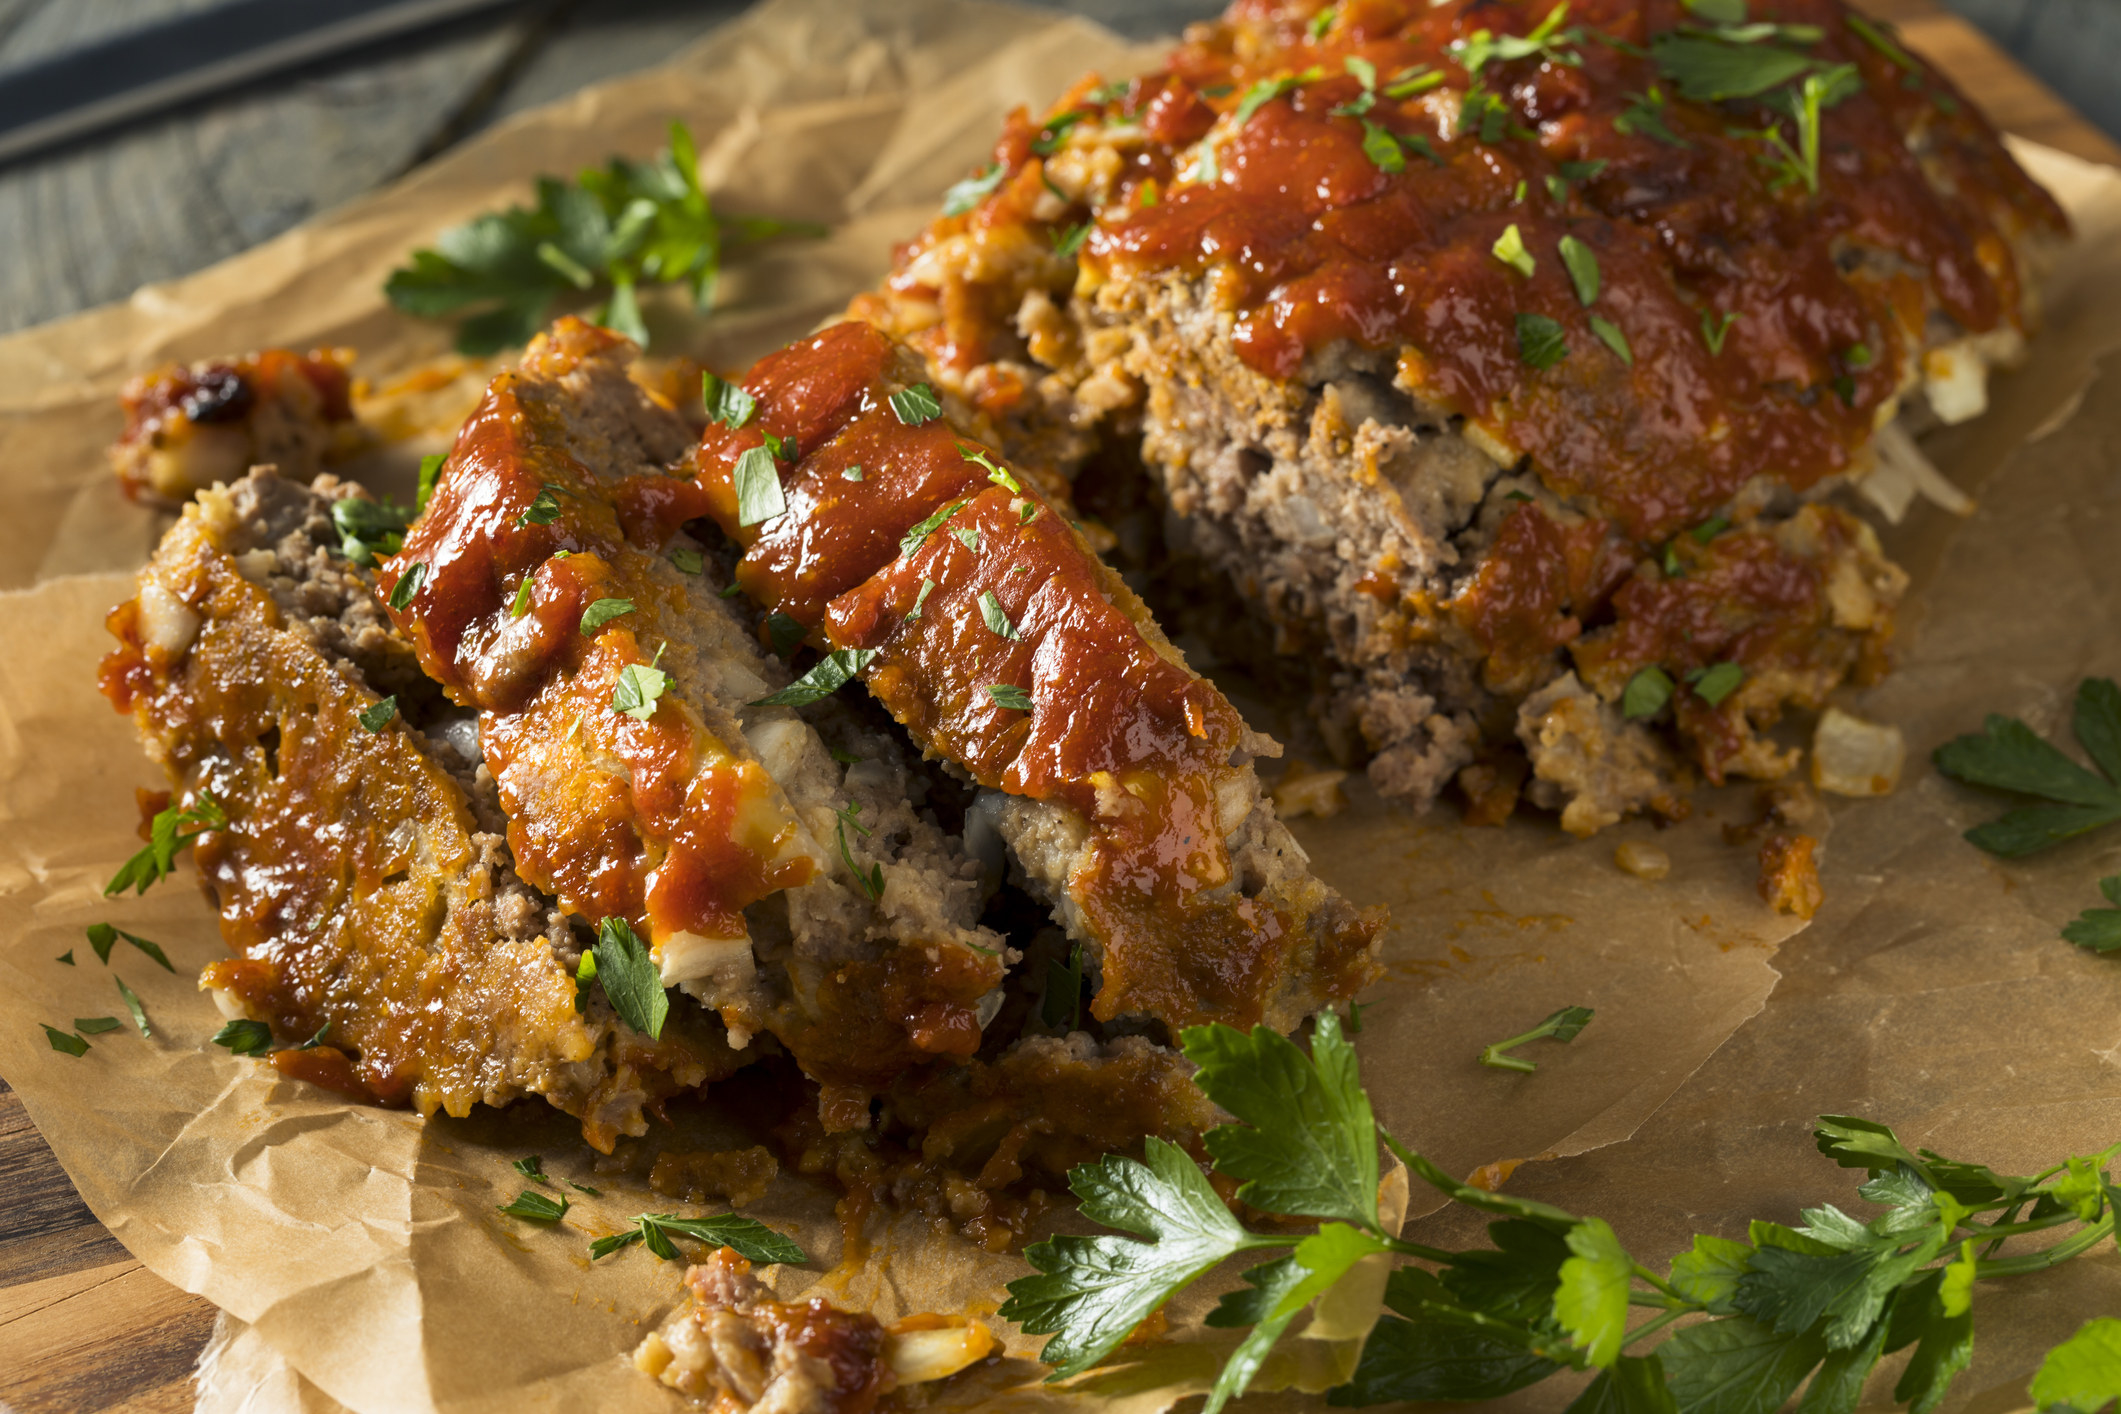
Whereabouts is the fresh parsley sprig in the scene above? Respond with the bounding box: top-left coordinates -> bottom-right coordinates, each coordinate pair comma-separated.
105,792 -> 227,896
385,121 -> 820,355
590,917 -> 668,1040
1478,1005 -> 1594,1071
1003,1012 -> 2121,1413
1934,678 -> 2121,857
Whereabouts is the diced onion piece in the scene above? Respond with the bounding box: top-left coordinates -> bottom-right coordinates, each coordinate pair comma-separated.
883,1321 -> 996,1384
661,930 -> 757,994
1614,842 -> 1671,880
138,580 -> 202,660
1272,763 -> 1349,820
1811,707 -> 1905,797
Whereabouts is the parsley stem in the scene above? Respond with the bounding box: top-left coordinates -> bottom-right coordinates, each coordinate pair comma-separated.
1621,1307 -> 1690,1347
1631,1263 -> 1686,1302
1973,1215 -> 2113,1277
1969,1211 -> 2081,1241
1382,1235 -> 1459,1263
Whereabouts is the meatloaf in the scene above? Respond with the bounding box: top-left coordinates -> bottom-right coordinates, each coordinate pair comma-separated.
111,349 -> 362,505
851,0 -> 2067,833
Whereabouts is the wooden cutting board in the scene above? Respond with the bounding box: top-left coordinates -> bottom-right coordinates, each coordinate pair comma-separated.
0,3 -> 2113,1410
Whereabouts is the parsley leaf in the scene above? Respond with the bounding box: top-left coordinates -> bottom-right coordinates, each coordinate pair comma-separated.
1651,32 -> 1818,102
213,1019 -> 274,1057
74,1017 -> 123,1035
510,577 -> 536,618
987,683 -> 1033,712
592,1212 -> 806,1266
1492,223 -> 1536,278
889,383 -> 943,426
593,917 -> 668,1039
43,1025 -> 88,1056
612,645 -> 668,721
1360,120 -> 1408,174
1690,661 -> 1745,706
702,372 -> 756,429
388,561 -> 427,611
1588,314 -> 1632,365
331,495 -> 412,567
1933,678 -> 2121,856
499,1190 -> 569,1223
514,1155 -> 552,1185
942,162 -> 1006,217
1236,70 -> 1320,125
386,121 -> 817,354
732,444 -> 786,528
1558,234 -> 1599,305
1479,1004 -> 1595,1072
358,696 -> 398,733
518,484 -> 562,527
1555,1217 -> 1633,1367
579,598 -> 636,635
86,923 -> 175,972
1189,1010 -> 1379,1227
1516,313 -> 1569,370
416,453 -> 446,511
1623,666 -> 1675,719
899,501 -> 963,559
1449,2 -> 1583,77
766,613 -> 806,657
1002,1137 -> 1266,1380
104,793 -> 227,897
2062,875 -> 2121,954
2030,1318 -> 2121,1413
1702,308 -> 1739,353
1614,86 -> 1689,146
114,976 -> 151,1037
750,648 -> 877,707
668,547 -> 703,575
977,590 -> 1022,641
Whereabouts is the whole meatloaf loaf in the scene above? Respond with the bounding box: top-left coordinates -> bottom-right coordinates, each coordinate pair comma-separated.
851,0 -> 2068,834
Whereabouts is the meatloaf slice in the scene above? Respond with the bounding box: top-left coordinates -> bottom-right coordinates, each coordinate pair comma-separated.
852,0 -> 2064,832
99,469 -> 744,1148
623,319 -> 1384,1035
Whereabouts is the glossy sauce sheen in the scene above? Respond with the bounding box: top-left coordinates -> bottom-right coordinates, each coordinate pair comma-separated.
668,322 -> 1378,1028
1041,0 -> 2062,543
383,370 -> 812,947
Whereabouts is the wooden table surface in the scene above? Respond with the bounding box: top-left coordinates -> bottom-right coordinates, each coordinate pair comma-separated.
0,1 -> 2114,1410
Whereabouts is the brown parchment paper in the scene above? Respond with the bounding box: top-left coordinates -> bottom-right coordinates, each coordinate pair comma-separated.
0,1 -> 2117,1409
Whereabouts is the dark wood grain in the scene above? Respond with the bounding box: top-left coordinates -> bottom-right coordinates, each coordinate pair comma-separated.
0,1 -> 2112,1408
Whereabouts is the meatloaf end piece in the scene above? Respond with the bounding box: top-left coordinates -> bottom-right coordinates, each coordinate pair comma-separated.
852,0 -> 2063,832
99,468 -> 744,1148
111,350 -> 363,505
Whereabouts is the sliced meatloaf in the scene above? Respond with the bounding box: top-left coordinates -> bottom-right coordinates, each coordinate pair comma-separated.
99,469 -> 743,1147
851,0 -> 2066,832
615,318 -> 1384,1037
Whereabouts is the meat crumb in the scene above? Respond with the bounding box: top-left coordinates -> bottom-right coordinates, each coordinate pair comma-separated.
1759,834 -> 1824,919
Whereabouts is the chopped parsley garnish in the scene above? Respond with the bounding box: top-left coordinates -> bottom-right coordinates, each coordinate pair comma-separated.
899,501 -> 963,558
579,598 -> 636,635
840,464 -> 865,482
1030,110 -> 1086,156
1307,4 -> 1336,41
951,524 -> 982,554
719,581 -> 743,598
834,801 -> 885,901
498,1190 -> 569,1223
331,495 -> 412,568
1448,2 -> 1583,77
1360,120 -> 1408,174
1384,65 -> 1444,98
978,591 -> 1023,642
1622,665 -> 1675,719
889,383 -> 943,426
669,547 -> 704,574
358,696 -> 398,733
1683,0 -> 1747,22
907,578 -> 937,621
1933,677 -> 2121,857
942,161 -> 1006,217
213,1019 -> 274,1057
297,1023 -> 329,1048
1042,941 -> 1085,1031
416,453 -> 446,511
1845,12 -> 1918,71
86,923 -> 175,971
56,951 -> 73,966
1491,224 -> 1535,278
1460,85 -> 1534,143
591,1213 -> 806,1266
592,917 -> 668,1039
388,562 -> 426,611
703,372 -> 756,429
510,577 -> 535,618
1702,308 -> 1739,353
760,429 -> 795,461
732,444 -> 787,528
105,793 -> 227,897
44,1026 -> 88,1056
515,1155 -> 553,1186
1515,312 -> 1569,370
113,979 -> 150,1038
611,645 -> 668,721
959,442 -> 1024,493
1588,314 -> 1632,365
1613,86 -> 1688,146
75,1017 -> 123,1035
766,613 -> 806,657
1650,31 -> 1816,102
988,684 -> 1034,712
1481,1004 -> 1595,1071
517,484 -> 563,528
385,121 -> 816,354
1749,63 -> 1862,194
1846,342 -> 1874,369
1559,158 -> 1608,183
750,648 -> 877,707
1689,661 -> 1745,705
1557,234 -> 1599,304
1050,221 -> 1090,258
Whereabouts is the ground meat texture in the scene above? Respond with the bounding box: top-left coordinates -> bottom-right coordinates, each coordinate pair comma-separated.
849,0 -> 2064,832
99,469 -> 744,1148
110,349 -> 361,504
